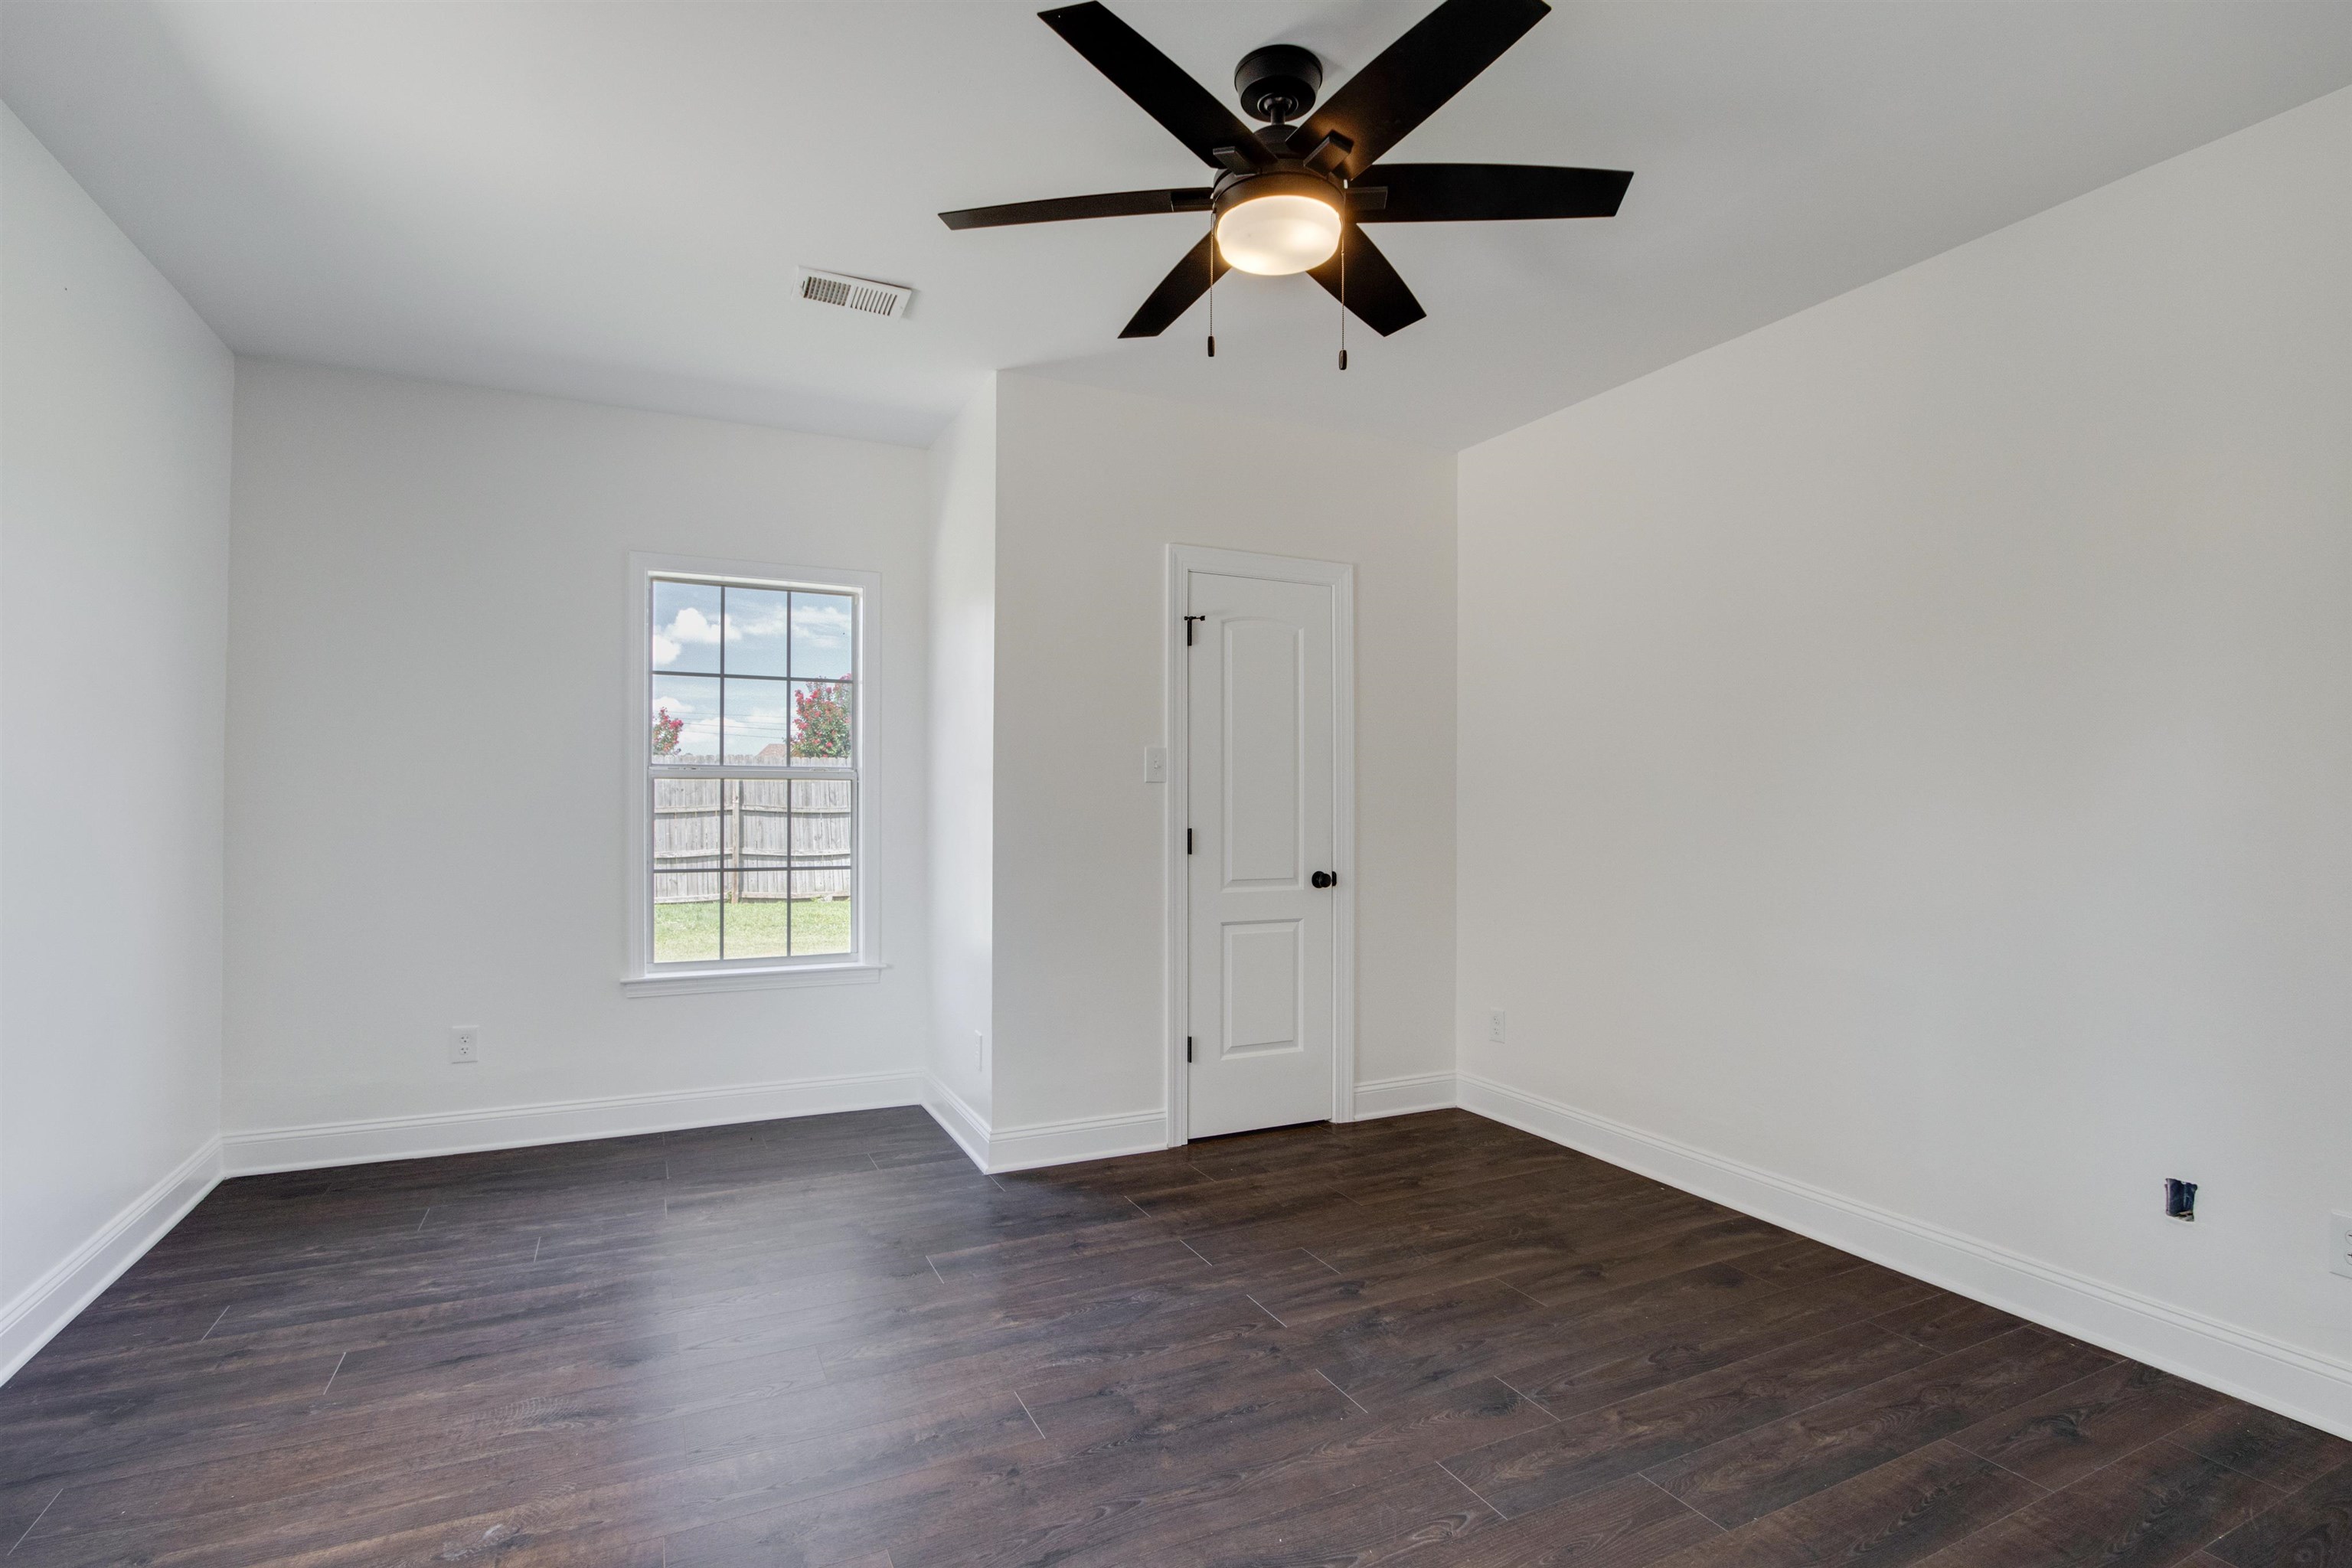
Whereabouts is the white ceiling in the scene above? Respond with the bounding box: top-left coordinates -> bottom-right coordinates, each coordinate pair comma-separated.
5,2 -> 2348,450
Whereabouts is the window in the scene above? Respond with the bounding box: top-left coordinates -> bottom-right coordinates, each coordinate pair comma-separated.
627,557 -> 877,989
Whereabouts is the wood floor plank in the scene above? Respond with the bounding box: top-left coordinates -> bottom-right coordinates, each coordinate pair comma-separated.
1300,1276 -> 1556,1404
1871,1295 -> 2029,1354
2205,1459 -> 2352,1567
1500,1267 -> 1944,1422
2169,1401 -> 2352,1491
895,1390 -> 1374,1566
1,1483 -> 65,1555
1649,1325 -> 2116,1528
1911,1440 -> 2284,1568
2,1105 -> 2337,1568
1640,1442 -> 2043,1568
1947,1361 -> 2223,1491
1425,1473 -> 1723,1567
1441,1320 -> 1940,1521
1141,1461 -> 1492,1566
661,1449 -> 1034,1567
886,1403 -> 1393,1567
1502,1215 -> 1795,1308
100,1393 -> 1032,1568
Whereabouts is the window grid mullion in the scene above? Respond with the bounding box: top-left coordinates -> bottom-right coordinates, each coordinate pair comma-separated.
724,584 -> 734,971
784,588 -> 793,958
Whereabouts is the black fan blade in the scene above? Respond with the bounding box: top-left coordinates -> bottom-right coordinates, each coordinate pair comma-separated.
942,188 -> 1214,230
1296,0 -> 1550,180
1039,4 -> 1271,169
1354,164 -> 1629,222
1119,233 -> 1231,338
1306,226 -> 1426,336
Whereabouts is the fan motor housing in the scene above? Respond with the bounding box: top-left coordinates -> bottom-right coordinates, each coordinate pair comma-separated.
1210,168 -> 1340,220
1234,44 -> 1321,122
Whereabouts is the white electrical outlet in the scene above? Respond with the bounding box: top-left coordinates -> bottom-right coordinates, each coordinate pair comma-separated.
449,1025 -> 481,1064
975,1029 -> 988,1072
1487,1010 -> 1506,1044
1143,746 -> 1168,784
2331,1212 -> 2352,1280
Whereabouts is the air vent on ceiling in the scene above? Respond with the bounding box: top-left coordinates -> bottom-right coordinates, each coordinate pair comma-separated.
797,269 -> 914,320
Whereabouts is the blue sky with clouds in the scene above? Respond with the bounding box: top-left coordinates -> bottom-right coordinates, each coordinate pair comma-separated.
651,582 -> 852,761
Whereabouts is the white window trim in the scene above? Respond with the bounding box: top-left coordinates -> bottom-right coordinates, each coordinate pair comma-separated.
622,551 -> 884,995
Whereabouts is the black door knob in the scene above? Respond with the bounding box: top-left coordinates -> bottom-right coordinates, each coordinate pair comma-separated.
1311,871 -> 1336,889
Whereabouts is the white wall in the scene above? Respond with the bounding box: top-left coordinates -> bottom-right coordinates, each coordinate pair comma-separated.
926,377 -> 997,1125
1458,88 -> 2352,1431
0,103 -> 231,1376
225,362 -> 932,1162
990,373 -> 1457,1138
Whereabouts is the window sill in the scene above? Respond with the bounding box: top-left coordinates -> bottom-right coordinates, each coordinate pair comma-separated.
621,962 -> 886,998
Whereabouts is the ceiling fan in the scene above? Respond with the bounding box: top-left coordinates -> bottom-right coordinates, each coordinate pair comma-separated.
939,0 -> 1632,345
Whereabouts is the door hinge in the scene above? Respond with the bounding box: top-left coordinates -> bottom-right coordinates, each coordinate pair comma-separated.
1184,614 -> 1207,645
1186,828 -> 1194,854
1186,1036 -> 1194,1063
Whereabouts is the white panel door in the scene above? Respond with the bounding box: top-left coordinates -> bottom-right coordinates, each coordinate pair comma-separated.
1186,570 -> 1336,1138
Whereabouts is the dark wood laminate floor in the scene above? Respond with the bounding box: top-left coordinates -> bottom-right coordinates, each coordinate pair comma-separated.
2,1108 -> 2344,1567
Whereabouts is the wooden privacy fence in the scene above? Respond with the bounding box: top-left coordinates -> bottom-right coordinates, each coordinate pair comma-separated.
652,776 -> 852,902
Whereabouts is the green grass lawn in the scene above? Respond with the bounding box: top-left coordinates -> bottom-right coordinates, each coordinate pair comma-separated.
655,898 -> 851,962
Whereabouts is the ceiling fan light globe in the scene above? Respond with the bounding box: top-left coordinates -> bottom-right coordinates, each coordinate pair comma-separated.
1215,192 -> 1341,276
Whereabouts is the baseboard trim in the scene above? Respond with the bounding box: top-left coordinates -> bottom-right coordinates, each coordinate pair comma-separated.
989,1109 -> 1168,1173
922,1071 -> 1466,1173
1354,1072 -> 1458,1120
920,1081 -> 1168,1174
1457,1071 -> 2352,1440
1,1136 -> 223,1386
923,1078 -> 994,1171
222,1070 -> 925,1175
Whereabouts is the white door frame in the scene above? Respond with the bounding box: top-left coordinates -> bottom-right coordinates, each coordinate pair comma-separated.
1164,543 -> 1357,1146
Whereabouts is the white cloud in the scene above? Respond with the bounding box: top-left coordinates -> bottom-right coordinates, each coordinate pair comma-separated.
651,634 -> 681,667
794,603 -> 851,648
728,704 -> 795,747
665,606 -> 729,645
651,694 -> 697,716
724,603 -> 789,639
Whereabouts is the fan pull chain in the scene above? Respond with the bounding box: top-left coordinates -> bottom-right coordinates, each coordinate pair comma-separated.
1338,218 -> 1349,371
1206,214 -> 1217,358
